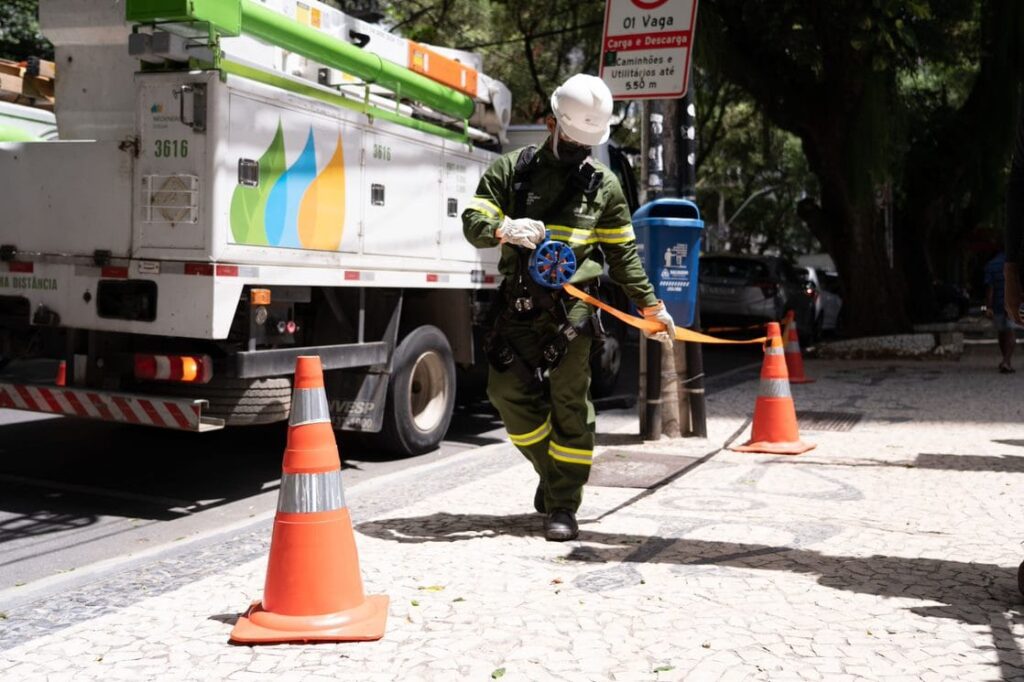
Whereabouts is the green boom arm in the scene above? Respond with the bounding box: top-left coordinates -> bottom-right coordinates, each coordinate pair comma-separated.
126,0 -> 476,121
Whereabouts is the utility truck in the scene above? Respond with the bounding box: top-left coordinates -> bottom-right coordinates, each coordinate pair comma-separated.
0,0 -> 626,455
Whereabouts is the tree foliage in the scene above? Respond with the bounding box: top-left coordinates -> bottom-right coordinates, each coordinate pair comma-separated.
697,0 -> 1024,333
7,0 -> 1022,334
378,1 -> 1024,333
691,66 -> 818,261
382,1 -> 605,122
0,0 -> 52,62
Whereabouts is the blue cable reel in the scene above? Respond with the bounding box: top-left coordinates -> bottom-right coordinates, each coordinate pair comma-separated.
528,234 -> 577,289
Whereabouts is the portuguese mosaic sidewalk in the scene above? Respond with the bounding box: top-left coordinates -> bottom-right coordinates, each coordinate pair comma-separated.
1,349 -> 1023,681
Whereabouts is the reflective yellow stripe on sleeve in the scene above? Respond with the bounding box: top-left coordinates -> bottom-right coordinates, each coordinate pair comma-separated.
548,225 -> 597,245
548,441 -> 593,465
467,197 -> 504,219
509,417 -> 552,447
595,225 -> 636,244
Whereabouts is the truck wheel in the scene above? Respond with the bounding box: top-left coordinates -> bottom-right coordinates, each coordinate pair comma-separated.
156,376 -> 291,426
378,325 -> 456,456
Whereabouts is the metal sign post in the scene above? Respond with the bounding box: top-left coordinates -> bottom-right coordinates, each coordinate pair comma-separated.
602,0 -> 700,441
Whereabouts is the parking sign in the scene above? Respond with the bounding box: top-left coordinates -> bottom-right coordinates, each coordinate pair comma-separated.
599,0 -> 698,100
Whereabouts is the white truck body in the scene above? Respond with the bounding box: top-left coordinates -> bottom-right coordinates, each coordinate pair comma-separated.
0,0 -> 513,453
0,70 -> 498,340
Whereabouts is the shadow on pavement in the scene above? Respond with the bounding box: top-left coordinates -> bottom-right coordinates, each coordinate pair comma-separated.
358,512 -> 1024,678
756,452 -> 1024,474
0,420 -> 288,537
0,406 -> 501,544
595,433 -> 645,447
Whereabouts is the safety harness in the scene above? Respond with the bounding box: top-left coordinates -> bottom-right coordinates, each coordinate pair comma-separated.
484,145 -> 605,388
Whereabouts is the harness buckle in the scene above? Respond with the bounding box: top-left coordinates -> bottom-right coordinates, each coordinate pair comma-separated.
484,330 -> 516,371
513,297 -> 534,313
542,340 -> 565,365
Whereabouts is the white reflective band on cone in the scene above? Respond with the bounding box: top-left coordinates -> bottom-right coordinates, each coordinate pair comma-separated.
765,346 -> 784,356
759,378 -> 792,398
289,388 -> 331,426
278,470 -> 346,513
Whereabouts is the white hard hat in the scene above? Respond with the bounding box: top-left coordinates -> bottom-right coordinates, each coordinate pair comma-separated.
550,74 -> 613,146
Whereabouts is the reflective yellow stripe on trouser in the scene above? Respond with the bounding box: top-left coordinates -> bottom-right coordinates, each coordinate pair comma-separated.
486,313 -> 595,513
548,441 -> 593,466
509,417 -> 552,447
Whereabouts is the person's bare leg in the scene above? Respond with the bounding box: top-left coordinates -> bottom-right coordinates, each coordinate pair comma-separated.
999,329 -> 1016,371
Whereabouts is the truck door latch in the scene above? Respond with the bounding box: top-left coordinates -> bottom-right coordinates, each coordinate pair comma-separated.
174,83 -> 207,133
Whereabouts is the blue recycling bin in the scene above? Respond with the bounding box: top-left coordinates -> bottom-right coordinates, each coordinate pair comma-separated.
633,198 -> 705,328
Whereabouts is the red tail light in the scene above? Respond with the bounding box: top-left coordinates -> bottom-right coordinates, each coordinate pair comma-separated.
134,354 -> 213,384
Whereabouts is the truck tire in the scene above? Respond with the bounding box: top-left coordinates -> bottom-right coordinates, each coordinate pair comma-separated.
155,376 -> 292,426
377,325 -> 456,456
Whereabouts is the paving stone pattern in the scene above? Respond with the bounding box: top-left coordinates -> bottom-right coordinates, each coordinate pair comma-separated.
1,358 -> 1023,681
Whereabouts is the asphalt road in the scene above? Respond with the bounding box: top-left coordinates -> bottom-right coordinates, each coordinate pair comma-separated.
0,343 -> 760,592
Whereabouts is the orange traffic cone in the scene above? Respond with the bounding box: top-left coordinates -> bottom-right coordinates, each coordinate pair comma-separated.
782,311 -> 814,384
55,360 -> 66,387
230,356 -> 388,644
730,322 -> 815,455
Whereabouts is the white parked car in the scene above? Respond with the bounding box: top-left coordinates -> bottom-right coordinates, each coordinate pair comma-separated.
796,266 -> 843,338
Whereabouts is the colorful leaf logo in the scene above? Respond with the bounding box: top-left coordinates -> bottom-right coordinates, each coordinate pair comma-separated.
230,124 -> 346,250
298,133 -> 346,250
229,121 -> 286,246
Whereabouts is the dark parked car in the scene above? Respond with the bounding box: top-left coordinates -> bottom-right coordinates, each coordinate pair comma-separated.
698,254 -> 817,341
795,266 -> 844,338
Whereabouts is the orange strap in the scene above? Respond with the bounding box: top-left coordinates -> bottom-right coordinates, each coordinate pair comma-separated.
563,283 -> 767,345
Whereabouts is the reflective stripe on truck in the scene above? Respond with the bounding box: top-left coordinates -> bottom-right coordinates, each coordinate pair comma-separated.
0,383 -> 225,431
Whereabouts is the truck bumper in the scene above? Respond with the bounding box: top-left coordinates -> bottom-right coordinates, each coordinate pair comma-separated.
0,381 -> 225,431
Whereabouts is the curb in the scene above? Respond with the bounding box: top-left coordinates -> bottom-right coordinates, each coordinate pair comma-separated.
813,332 -> 964,359
0,439 -> 516,611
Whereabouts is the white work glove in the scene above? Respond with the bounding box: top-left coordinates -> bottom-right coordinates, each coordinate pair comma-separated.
642,301 -> 676,346
496,216 -> 546,250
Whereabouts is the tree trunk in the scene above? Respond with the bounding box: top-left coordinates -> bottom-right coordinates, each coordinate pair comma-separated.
899,0 -> 1024,320
800,123 -> 911,335
661,98 -> 682,197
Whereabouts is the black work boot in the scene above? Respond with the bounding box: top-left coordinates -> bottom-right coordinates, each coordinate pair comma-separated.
544,509 -> 578,542
533,484 -> 545,514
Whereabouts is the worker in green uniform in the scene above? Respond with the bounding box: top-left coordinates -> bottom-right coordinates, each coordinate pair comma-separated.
462,73 -> 675,541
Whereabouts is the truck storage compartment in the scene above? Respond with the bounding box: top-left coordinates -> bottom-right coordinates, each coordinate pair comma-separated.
0,140 -> 134,258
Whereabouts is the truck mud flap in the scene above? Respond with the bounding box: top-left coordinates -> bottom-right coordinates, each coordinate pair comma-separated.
0,382 -> 225,432
325,370 -> 388,433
